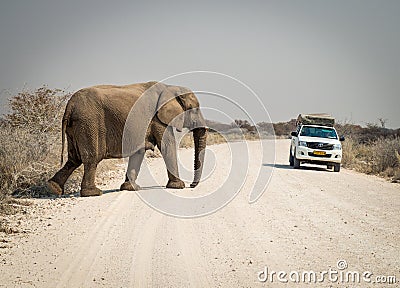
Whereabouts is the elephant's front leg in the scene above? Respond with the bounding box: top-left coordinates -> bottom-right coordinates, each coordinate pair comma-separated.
81,162 -> 102,197
158,127 -> 185,189
120,149 -> 145,191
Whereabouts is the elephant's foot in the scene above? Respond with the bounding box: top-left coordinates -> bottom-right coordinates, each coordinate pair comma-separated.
47,180 -> 63,196
166,179 -> 185,189
120,181 -> 141,191
80,187 -> 103,197
145,141 -> 155,151
190,181 -> 199,188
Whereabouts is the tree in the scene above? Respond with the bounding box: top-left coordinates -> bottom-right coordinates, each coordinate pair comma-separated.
232,119 -> 257,133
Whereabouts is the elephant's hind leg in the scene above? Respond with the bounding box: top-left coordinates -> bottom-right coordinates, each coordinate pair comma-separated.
47,159 -> 82,196
80,162 -> 102,197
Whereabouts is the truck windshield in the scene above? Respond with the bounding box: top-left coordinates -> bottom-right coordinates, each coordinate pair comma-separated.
300,126 -> 338,139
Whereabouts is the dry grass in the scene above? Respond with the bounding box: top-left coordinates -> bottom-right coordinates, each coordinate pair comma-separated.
145,147 -> 162,158
0,126 -> 61,199
179,131 -> 225,148
342,137 -> 400,182
178,130 -> 262,148
0,87 -> 76,231
0,124 -> 62,232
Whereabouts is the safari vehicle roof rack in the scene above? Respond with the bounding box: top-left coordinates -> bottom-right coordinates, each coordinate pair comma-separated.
296,113 -> 335,127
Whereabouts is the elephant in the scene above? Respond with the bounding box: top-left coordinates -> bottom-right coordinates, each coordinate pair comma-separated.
47,81 -> 207,197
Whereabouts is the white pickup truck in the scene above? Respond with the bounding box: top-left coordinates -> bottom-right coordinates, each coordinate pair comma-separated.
289,114 -> 345,172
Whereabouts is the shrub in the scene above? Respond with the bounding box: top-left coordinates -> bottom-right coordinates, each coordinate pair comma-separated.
0,86 -> 71,204
371,138 -> 400,175
270,119 -> 297,137
4,86 -> 70,133
0,126 -> 53,196
342,136 -> 400,181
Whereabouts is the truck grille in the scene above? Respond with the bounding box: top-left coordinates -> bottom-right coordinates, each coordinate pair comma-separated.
308,152 -> 332,158
306,142 -> 334,150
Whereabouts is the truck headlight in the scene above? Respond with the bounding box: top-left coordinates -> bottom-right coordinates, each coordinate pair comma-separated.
333,143 -> 342,150
299,141 -> 307,147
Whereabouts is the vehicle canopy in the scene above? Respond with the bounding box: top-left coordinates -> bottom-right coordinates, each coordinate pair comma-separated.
296,113 -> 335,127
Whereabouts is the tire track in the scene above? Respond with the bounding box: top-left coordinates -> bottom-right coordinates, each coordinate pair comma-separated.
128,210 -> 164,288
81,191 -> 151,287
174,219 -> 214,287
55,191 -> 130,288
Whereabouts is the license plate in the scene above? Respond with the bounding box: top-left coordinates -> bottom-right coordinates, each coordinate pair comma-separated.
314,151 -> 326,156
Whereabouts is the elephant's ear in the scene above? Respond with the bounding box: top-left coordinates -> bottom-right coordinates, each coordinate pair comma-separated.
157,88 -> 185,132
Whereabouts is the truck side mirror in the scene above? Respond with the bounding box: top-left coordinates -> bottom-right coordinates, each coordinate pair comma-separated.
291,131 -> 298,137
339,136 -> 345,141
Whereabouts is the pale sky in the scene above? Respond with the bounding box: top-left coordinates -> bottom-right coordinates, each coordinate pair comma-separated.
0,0 -> 399,127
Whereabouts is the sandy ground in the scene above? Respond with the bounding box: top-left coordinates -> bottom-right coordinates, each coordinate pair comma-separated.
0,139 -> 399,287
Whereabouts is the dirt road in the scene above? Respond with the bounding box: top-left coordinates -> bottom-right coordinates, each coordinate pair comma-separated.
1,139 -> 399,287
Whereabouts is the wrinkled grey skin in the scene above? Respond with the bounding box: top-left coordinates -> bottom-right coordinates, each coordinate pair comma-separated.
47,81 -> 207,197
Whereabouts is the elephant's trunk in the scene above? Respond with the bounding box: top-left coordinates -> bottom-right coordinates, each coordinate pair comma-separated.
190,127 -> 207,188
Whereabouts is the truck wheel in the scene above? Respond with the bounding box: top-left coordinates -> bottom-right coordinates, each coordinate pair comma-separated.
293,150 -> 300,169
334,163 -> 341,172
289,151 -> 294,166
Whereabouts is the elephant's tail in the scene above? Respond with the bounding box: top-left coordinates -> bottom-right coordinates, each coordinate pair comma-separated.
60,118 -> 67,166
60,101 -> 74,166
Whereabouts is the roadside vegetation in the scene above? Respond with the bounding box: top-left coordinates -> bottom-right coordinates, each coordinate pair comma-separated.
0,87 -> 73,232
179,119 -> 270,148
0,87 -> 71,195
336,123 -> 400,182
